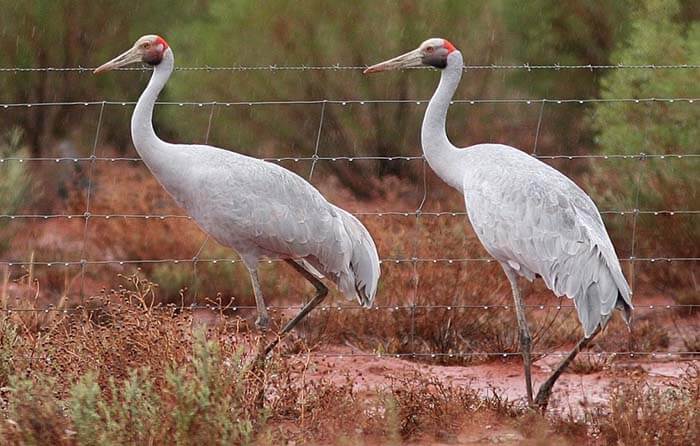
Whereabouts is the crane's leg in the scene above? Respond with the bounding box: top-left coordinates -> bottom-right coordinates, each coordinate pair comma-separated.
534,326 -> 601,410
246,266 -> 270,330
501,263 -> 534,407
262,259 -> 328,355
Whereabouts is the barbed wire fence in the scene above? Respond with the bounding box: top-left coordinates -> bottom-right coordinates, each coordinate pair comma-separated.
0,63 -> 697,361
1,63 -> 699,72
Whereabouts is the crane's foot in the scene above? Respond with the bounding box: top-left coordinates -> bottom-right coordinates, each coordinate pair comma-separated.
534,383 -> 553,411
255,314 -> 270,331
250,341 -> 269,409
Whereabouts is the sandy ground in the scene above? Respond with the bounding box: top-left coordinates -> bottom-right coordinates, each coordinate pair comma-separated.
302,345 -> 695,414
188,294 -> 698,421
290,346 -> 696,445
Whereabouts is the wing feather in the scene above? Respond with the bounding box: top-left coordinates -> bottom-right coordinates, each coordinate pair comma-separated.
463,145 -> 632,336
172,147 -> 379,305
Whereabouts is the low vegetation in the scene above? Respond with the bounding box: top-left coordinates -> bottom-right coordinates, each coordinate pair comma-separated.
0,281 -> 697,445
0,129 -> 33,255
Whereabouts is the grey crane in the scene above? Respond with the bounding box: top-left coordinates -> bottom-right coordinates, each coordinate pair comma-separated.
94,35 -> 380,355
364,38 -> 633,409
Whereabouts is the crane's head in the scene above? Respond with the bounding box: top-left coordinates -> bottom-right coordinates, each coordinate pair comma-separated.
94,35 -> 170,74
363,38 -> 457,74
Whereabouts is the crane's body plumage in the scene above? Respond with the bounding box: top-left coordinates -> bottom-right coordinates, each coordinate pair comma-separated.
99,38 -> 379,337
366,38 -> 632,407
417,49 -> 632,337
139,141 -> 379,305
460,144 -> 632,336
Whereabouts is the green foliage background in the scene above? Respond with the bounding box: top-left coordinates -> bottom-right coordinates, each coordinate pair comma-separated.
0,1 -> 696,161
587,0 -> 699,266
0,0 -> 697,259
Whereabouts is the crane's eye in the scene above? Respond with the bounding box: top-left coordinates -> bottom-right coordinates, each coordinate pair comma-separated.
143,42 -> 151,49
425,46 -> 434,53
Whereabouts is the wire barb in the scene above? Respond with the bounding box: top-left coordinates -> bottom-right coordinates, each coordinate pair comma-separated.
1,63 -> 700,73
0,97 -> 698,108
0,256 -> 696,267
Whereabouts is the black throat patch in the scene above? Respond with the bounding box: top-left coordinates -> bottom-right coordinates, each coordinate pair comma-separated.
422,53 -> 447,69
143,50 -> 163,66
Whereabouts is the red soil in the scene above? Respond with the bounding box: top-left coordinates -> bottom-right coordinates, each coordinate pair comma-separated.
303,345 -> 696,415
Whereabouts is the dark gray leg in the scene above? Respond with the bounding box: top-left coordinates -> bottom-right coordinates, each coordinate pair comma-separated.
246,265 -> 270,330
534,326 -> 601,410
501,263 -> 534,407
262,259 -> 328,355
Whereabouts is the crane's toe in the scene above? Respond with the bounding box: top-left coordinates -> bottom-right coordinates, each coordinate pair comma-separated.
255,314 -> 270,331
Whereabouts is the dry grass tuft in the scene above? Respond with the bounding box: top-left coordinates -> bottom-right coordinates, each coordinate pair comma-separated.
0,277 -> 519,445
591,367 -> 699,445
0,275 -> 697,445
568,354 -> 611,375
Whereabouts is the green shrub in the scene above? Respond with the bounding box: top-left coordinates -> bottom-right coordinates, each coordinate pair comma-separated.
591,0 -> 699,205
589,0 -> 699,286
43,331 -> 264,445
0,129 -> 32,254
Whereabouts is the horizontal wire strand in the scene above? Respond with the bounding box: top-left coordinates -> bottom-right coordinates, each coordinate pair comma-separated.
1,97 -> 698,108
1,153 -> 699,163
0,257 -> 696,266
0,210 -> 697,220
2,303 -> 697,312
12,350 -> 697,358
1,63 -> 700,73
282,351 -> 700,358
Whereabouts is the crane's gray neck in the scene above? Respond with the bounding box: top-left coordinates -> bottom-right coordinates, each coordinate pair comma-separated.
421,50 -> 465,190
131,48 -> 174,168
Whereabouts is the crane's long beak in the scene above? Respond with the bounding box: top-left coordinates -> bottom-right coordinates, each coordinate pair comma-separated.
363,48 -> 423,74
93,47 -> 141,74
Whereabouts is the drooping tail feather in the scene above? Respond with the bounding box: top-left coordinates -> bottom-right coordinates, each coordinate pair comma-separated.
616,291 -> 633,327
576,266 -> 633,338
552,245 -> 633,338
350,230 -> 380,308
335,208 -> 380,308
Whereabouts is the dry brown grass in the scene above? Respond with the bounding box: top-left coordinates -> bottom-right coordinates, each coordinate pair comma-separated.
568,354 -> 611,375
0,272 -> 697,445
590,367 -> 699,445
3,160 -> 691,370
0,158 -> 696,444
0,277 -> 520,445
